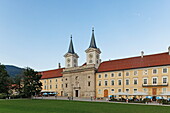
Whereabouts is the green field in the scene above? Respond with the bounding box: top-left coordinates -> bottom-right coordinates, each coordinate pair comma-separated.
0,99 -> 170,113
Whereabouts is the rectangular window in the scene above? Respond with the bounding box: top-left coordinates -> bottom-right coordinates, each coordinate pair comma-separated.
56,79 -> 57,82
98,89 -> 102,94
126,89 -> 129,93
143,88 -> 148,93
143,78 -> 147,84
65,84 -> 68,88
50,80 -> 52,83
134,71 -> 138,75
105,81 -> 108,86
105,74 -> 108,78
118,89 -> 121,92
163,68 -> 168,73
134,89 -> 138,93
126,79 -> 129,85
98,75 -> 101,78
44,85 -> 46,89
111,80 -> 114,85
98,81 -> 101,86
111,89 -> 114,94
111,73 -> 114,77
56,85 -> 57,89
118,79 -> 122,85
88,81 -> 91,86
153,69 -> 157,74
44,80 -> 46,83
134,78 -> 138,85
153,77 -> 157,84
163,77 -> 167,84
50,85 -> 52,89
118,73 -> 122,76
126,72 -> 129,76
163,88 -> 167,93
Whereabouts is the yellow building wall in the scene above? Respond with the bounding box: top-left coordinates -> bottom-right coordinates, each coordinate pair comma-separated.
96,66 -> 170,98
40,77 -> 63,96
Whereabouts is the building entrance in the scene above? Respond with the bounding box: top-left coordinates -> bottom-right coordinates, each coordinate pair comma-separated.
75,90 -> 79,97
152,88 -> 157,95
104,89 -> 108,97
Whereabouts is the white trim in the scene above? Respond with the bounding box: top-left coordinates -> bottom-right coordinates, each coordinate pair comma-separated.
162,68 -> 168,74
118,79 -> 122,85
133,78 -> 138,85
133,88 -> 138,93
98,80 -> 102,86
125,79 -> 130,85
110,79 -> 114,86
111,73 -> 115,77
118,88 -> 122,92
152,77 -> 158,85
162,76 -> 168,84
125,72 -> 130,76
104,80 -> 108,86
143,69 -> 148,75
143,78 -> 148,85
152,69 -> 158,75
125,88 -> 130,93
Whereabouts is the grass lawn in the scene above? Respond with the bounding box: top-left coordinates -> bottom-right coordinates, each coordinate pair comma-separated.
0,99 -> 170,113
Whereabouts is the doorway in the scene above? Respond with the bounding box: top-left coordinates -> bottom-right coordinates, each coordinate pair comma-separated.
75,90 -> 79,97
104,89 -> 108,97
152,88 -> 157,95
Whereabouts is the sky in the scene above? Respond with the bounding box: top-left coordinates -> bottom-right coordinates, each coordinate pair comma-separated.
0,0 -> 170,71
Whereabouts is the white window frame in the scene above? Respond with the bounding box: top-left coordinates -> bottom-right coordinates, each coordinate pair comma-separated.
143,78 -> 148,85
118,79 -> 122,85
111,89 -> 115,94
111,79 -> 114,86
162,76 -> 168,84
143,88 -> 148,93
104,80 -> 108,86
134,88 -> 138,93
98,89 -> 102,94
98,80 -> 102,86
143,69 -> 148,75
105,74 -> 108,78
162,68 -> 168,74
98,74 -> 101,78
118,89 -> 122,92
111,73 -> 114,77
125,72 -> 130,76
152,77 -> 158,85
162,88 -> 167,93
133,78 -> 138,85
125,79 -> 130,85
125,89 -> 130,93
134,70 -> 138,76
118,72 -> 122,77
152,69 -> 158,75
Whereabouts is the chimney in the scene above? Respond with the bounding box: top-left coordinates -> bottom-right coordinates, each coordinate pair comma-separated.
141,51 -> 144,58
168,46 -> 170,55
58,63 -> 61,69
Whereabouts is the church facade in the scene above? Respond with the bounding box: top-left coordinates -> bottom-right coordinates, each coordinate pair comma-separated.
40,28 -> 170,99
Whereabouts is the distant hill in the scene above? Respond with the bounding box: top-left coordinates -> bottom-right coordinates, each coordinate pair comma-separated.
5,65 -> 24,77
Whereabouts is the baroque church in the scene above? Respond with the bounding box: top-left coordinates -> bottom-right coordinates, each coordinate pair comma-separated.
62,28 -> 101,97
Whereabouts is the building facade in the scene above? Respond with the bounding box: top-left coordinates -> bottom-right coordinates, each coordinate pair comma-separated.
40,28 -> 170,99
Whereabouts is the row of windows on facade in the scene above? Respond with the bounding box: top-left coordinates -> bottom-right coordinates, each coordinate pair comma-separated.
98,76 -> 168,86
98,88 -> 167,94
98,68 -> 168,78
44,76 -> 91,84
44,81 -> 91,89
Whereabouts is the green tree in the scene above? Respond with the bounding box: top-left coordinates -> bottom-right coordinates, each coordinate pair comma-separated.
0,63 -> 10,95
23,67 -> 42,98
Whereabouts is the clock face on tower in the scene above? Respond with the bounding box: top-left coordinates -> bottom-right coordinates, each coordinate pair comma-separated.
67,58 -> 70,63
89,54 -> 93,58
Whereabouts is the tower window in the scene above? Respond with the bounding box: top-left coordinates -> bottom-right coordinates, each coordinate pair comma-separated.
88,81 -> 91,86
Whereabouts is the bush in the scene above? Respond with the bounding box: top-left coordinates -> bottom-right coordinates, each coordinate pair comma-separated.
0,93 -> 7,99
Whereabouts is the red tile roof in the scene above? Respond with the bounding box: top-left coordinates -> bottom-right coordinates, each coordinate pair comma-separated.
40,68 -> 64,79
98,52 -> 170,72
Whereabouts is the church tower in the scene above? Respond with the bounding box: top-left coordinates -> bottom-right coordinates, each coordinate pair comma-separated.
85,28 -> 101,68
64,35 -> 79,68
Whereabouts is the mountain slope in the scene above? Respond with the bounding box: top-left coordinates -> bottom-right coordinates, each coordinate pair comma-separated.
5,65 -> 24,77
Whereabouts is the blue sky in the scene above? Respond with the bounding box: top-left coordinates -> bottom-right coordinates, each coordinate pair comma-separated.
0,0 -> 170,71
